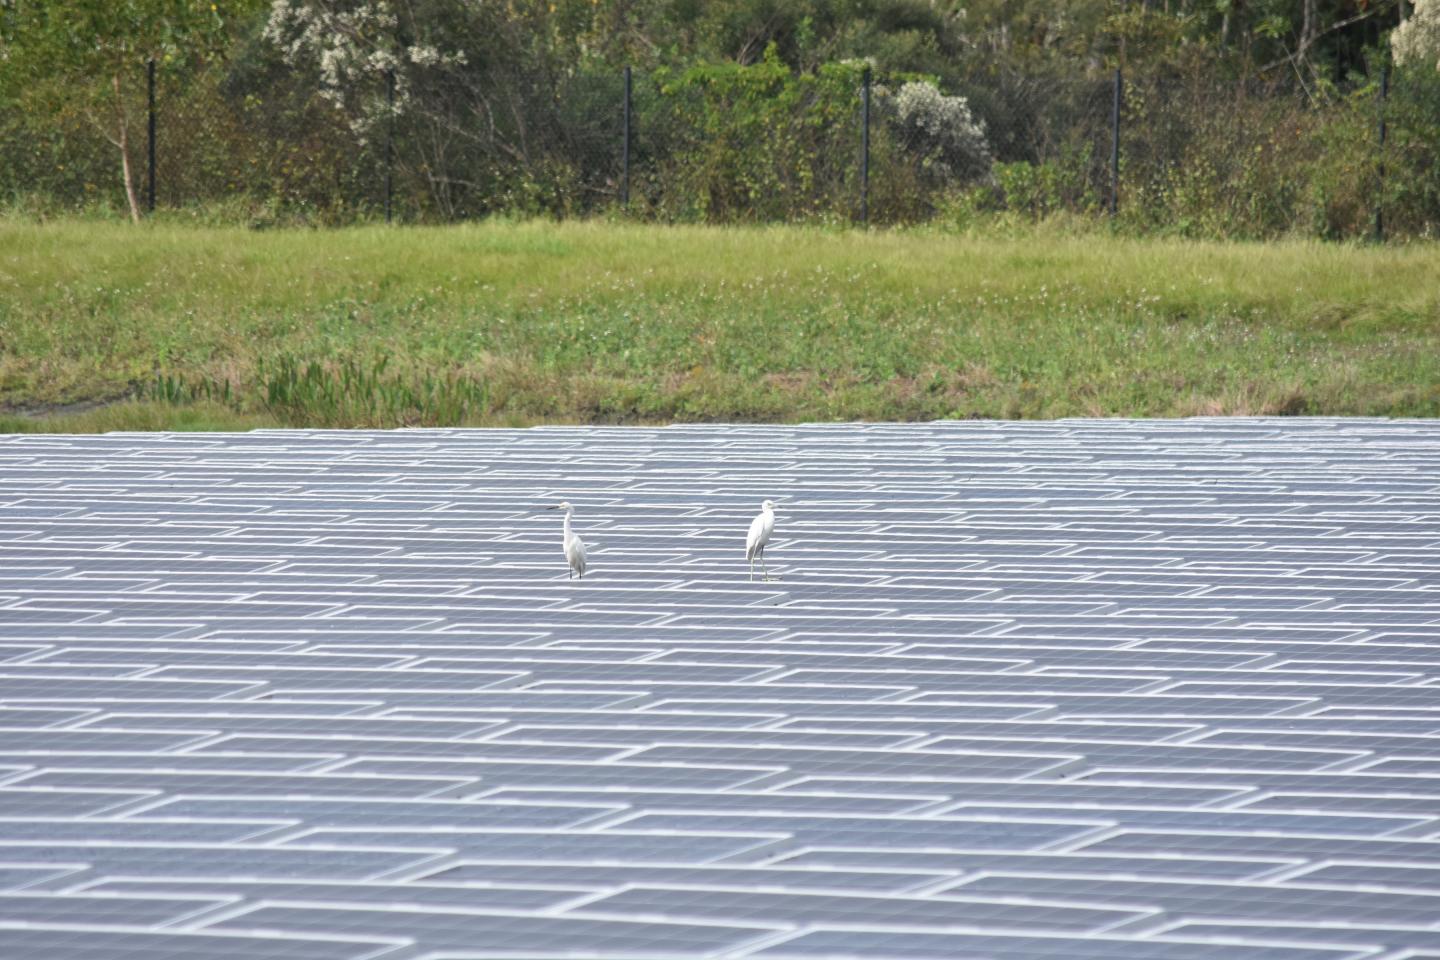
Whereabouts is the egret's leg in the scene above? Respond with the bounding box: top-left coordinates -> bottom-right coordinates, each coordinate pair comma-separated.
760,549 -> 769,582
748,558 -> 754,581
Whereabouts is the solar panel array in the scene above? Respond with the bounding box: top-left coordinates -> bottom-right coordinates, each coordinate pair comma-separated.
0,419 -> 1437,960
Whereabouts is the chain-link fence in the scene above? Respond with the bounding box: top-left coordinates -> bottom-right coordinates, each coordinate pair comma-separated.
4,57 -> 1437,238
158,59 -> 385,214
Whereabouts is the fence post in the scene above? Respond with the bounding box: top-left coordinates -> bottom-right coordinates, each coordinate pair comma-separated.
860,66 -> 871,225
1110,67 -> 1122,219
1374,61 -> 1389,243
622,65 -> 632,206
385,69 -> 395,223
147,59 -> 157,214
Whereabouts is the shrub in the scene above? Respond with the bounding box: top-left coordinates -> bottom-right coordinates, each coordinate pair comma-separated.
1393,0 -> 1440,72
635,49 -> 867,222
885,80 -> 993,186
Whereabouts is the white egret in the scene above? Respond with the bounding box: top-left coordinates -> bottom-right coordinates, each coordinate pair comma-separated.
745,499 -> 776,581
546,501 -> 587,580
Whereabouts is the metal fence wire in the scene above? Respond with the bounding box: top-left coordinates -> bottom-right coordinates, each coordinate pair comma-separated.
4,58 -> 1437,238
159,59 -> 384,214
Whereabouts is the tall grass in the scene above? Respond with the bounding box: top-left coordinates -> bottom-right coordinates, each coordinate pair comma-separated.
140,356 -> 490,427
1,217 -> 1437,432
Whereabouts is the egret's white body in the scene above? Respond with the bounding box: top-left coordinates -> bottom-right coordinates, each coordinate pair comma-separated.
548,502 -> 587,579
746,499 -> 776,581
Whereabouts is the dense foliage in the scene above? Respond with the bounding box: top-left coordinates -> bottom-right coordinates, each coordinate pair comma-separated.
2,0 -> 1438,237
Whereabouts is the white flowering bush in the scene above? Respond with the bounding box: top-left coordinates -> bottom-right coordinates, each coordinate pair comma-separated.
1393,0 -> 1440,71
263,0 -> 464,139
259,0 -> 623,217
888,80 -> 993,185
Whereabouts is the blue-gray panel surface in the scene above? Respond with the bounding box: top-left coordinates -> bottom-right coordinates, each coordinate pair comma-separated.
0,419 -> 1437,959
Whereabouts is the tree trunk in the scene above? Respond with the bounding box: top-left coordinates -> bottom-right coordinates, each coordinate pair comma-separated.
113,72 -> 142,223
1298,0 -> 1319,66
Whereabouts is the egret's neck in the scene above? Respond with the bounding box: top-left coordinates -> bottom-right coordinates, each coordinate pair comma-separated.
562,510 -> 573,540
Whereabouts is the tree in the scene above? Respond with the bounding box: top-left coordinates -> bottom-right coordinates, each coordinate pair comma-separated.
0,1 -> 246,221
1394,0 -> 1440,70
888,80 -> 993,185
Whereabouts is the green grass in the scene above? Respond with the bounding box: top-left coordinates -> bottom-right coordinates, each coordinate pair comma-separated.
2,217 -> 1437,432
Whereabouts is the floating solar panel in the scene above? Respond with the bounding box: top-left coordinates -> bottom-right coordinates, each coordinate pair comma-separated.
0,419 -> 1437,959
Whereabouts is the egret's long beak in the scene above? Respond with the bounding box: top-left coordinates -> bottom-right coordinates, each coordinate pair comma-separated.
544,505 -> 561,510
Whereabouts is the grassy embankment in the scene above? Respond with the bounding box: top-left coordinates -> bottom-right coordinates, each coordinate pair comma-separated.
1,217 -> 1436,432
